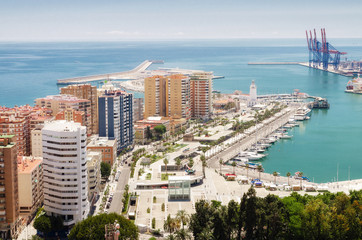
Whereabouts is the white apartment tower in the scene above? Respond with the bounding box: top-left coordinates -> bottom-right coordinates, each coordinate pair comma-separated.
42,121 -> 89,226
248,80 -> 257,107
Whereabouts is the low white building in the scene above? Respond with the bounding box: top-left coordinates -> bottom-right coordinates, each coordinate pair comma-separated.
42,120 -> 89,226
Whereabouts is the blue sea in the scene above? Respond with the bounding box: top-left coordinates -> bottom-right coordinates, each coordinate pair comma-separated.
1,39 -> 362,183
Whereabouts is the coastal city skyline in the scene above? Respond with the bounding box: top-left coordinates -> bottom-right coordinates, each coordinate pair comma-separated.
2,0 -> 362,41
1,1 -> 362,239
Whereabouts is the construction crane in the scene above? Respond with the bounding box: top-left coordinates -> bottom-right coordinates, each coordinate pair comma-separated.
306,28 -> 347,70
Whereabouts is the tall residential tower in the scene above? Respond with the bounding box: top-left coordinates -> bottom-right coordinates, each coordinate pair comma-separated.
42,121 -> 89,226
98,90 -> 133,153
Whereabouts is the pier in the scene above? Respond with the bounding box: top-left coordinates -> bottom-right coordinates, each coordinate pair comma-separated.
57,60 -> 156,85
248,62 -> 303,65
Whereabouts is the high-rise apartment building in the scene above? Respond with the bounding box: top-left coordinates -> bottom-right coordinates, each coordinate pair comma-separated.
0,106 -> 53,157
55,107 -> 85,126
144,74 -> 191,119
190,72 -> 213,120
60,84 -> 98,134
42,121 -> 89,226
35,95 -> 91,136
133,98 -> 144,122
31,125 -> 43,158
98,90 -> 133,153
18,156 -> 43,217
0,135 -> 20,239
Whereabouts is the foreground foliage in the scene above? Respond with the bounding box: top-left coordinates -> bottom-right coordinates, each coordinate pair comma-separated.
68,213 -> 138,240
190,187 -> 362,240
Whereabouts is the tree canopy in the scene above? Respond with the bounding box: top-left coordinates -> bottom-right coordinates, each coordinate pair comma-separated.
68,213 -> 138,240
101,161 -> 111,178
189,188 -> 362,240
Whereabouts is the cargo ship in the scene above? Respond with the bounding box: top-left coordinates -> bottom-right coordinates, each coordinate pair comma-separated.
345,74 -> 362,94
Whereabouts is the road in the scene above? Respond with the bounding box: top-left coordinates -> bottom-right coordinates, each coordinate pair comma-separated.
109,166 -> 131,214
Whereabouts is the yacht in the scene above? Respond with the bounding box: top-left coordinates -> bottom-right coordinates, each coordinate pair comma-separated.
294,107 -> 311,121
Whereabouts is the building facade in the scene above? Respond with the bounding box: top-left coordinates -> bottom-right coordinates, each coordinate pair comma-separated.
31,125 -> 43,158
17,156 -> 43,218
60,84 -> 98,134
42,121 -> 89,226
86,152 -> 101,204
133,98 -> 144,122
87,137 -> 117,166
0,135 -> 20,239
190,72 -> 213,120
35,95 -> 92,136
0,106 -> 53,157
144,74 -> 191,119
55,107 -> 85,127
98,90 -> 133,153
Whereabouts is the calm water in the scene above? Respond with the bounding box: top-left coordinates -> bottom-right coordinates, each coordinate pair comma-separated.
0,39 -> 361,182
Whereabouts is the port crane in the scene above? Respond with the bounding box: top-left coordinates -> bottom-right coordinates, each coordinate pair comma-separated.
306,28 -> 347,70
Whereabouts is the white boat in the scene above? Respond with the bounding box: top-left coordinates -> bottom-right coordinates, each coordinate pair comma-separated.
294,107 -> 311,121
239,151 -> 266,160
276,133 -> 292,139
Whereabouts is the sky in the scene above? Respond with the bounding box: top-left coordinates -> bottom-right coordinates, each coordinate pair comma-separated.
1,0 -> 362,41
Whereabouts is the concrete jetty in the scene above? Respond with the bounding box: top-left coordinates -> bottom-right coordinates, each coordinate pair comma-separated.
248,62 -> 303,65
57,60 -> 155,85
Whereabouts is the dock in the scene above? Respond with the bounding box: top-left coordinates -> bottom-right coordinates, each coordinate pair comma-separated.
248,62 -> 303,65
57,60 -> 156,85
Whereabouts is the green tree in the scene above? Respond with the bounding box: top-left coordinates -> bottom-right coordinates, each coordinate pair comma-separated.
68,213 -> 138,240
175,157 -> 182,170
302,199 -> 331,240
245,163 -> 249,179
298,171 -> 304,188
257,165 -> 263,179
273,171 -> 278,184
146,126 -> 153,140
100,162 -> 111,179
188,158 -> 194,168
176,210 -> 190,229
286,172 -> 291,186
33,215 -> 51,237
164,158 -> 169,176
219,158 -> 223,174
201,155 -> 206,178
154,124 -> 166,140
232,161 -> 237,175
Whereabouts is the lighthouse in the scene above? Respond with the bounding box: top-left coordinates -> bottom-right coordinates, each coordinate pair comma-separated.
248,80 -> 257,107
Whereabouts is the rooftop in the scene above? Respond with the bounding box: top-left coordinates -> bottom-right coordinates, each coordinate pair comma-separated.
87,136 -> 116,148
43,120 -> 84,132
18,156 -> 42,174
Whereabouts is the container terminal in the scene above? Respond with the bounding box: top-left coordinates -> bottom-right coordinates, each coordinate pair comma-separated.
249,28 -> 362,77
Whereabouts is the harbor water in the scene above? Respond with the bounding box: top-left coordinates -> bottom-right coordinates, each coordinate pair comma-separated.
1,39 -> 362,183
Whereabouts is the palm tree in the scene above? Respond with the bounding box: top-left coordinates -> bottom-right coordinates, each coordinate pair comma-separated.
232,161 -> 237,175
175,157 -> 182,170
175,228 -> 192,240
273,171 -> 278,184
166,234 -> 177,240
176,210 -> 190,229
257,165 -> 263,179
298,171 -> 303,188
164,214 -> 175,234
164,158 -> 169,176
245,163 -> 249,178
219,158 -> 223,174
286,172 -> 291,186
202,159 -> 207,179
